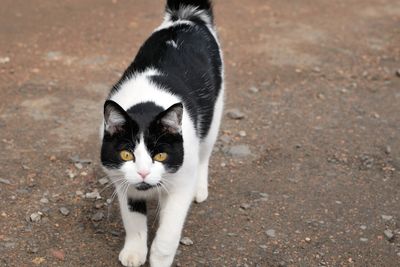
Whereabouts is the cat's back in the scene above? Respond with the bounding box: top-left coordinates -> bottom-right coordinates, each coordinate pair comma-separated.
109,0 -> 223,139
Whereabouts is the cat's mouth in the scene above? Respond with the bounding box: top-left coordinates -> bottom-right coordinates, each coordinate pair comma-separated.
135,182 -> 160,191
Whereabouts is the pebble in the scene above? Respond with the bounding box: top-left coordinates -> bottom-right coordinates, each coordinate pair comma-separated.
74,163 -> 83,170
98,178 -> 109,185
360,237 -> 368,242
305,237 -> 311,243
0,178 -> 11,185
360,225 -> 367,230
259,245 -> 267,249
381,215 -> 393,221
180,237 -> 194,246
240,203 -> 251,210
396,69 -> 400,77
50,249 -> 65,261
69,155 -> 92,164
40,197 -> 49,204
226,109 -> 245,120
66,169 -> 75,179
227,145 -> 251,158
238,130 -> 247,137
249,86 -> 259,93
59,207 -> 70,216
30,212 -> 43,222
0,57 -> 10,64
91,211 -> 104,222
76,190 -> 84,196
86,190 -> 101,199
384,229 -> 394,241
266,229 -> 276,238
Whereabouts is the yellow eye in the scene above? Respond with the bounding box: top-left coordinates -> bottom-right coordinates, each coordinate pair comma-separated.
153,152 -> 168,162
120,150 -> 134,161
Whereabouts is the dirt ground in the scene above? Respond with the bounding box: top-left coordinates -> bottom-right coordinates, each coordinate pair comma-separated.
1,0 -> 400,266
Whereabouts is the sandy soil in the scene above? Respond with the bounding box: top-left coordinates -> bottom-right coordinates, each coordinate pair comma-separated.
0,0 -> 400,266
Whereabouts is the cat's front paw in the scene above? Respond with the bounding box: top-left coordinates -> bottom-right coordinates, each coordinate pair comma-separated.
150,241 -> 175,267
194,186 -> 208,203
119,245 -> 147,267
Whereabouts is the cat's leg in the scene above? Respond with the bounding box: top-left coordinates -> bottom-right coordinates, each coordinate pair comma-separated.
195,90 -> 224,203
150,185 -> 195,267
117,189 -> 148,267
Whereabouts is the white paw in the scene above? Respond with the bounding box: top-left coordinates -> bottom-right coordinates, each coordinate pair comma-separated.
150,240 -> 176,267
119,245 -> 147,267
195,186 -> 208,203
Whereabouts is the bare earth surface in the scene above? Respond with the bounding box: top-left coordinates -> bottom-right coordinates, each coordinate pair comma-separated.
1,0 -> 400,266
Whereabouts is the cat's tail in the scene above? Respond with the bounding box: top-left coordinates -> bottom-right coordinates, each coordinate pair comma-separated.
165,0 -> 214,26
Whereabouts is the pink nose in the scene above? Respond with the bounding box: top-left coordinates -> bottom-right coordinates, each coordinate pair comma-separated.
137,170 -> 150,179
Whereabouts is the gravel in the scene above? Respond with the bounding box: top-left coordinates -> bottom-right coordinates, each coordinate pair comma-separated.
240,203 -> 251,210
384,230 -> 394,241
381,215 -> 393,221
30,212 -> 43,222
59,207 -> 70,216
0,178 -> 12,184
360,238 -> 368,242
180,237 -> 194,246
266,229 -> 276,238
226,109 -> 245,120
396,69 -> 400,77
85,190 -> 101,199
91,211 -> 104,222
226,145 -> 251,158
40,197 -> 49,204
98,178 -> 109,185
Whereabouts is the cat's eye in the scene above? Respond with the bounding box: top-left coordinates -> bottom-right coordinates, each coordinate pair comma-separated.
120,150 -> 134,161
153,152 -> 168,162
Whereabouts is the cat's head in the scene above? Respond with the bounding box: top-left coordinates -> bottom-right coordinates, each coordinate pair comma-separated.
101,100 -> 184,191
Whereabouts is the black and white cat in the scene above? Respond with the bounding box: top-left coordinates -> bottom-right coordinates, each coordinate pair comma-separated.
100,0 -> 223,266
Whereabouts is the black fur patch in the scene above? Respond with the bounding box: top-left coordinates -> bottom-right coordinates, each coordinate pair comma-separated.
128,198 -> 147,214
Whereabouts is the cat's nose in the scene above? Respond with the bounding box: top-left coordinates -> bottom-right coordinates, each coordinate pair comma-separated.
137,170 -> 150,179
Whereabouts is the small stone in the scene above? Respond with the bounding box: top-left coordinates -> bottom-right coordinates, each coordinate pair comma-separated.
0,57 -> 10,64
360,237 -> 368,242
26,243 -> 39,254
259,245 -> 267,249
74,163 -> 83,170
227,145 -> 251,158
75,190 -> 84,196
313,67 -> 321,73
85,190 -> 101,199
384,230 -> 394,241
396,69 -> 400,77
92,211 -> 104,222
305,237 -> 311,243
384,145 -> 391,155
0,178 -> 11,185
40,198 -> 49,204
266,229 -> 276,238
59,207 -> 70,216
259,193 -> 268,198
50,155 -> 57,161
66,169 -> 75,179
51,249 -> 65,261
180,237 -> 193,246
226,109 -> 245,120
249,86 -> 259,93
30,212 -> 42,222
240,203 -> 251,210
69,155 -> 92,164
98,178 -> 109,185
238,130 -> 247,137
360,225 -> 367,230
381,215 -> 393,221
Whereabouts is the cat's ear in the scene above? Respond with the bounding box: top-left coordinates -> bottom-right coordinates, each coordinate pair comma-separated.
103,100 -> 129,136
158,103 -> 183,134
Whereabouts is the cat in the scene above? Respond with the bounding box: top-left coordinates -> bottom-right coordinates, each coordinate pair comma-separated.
100,0 -> 223,266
